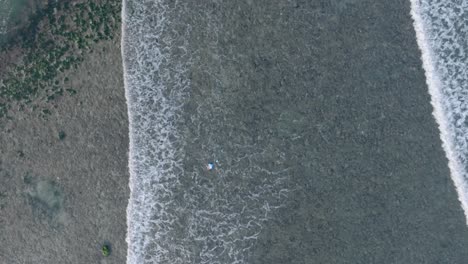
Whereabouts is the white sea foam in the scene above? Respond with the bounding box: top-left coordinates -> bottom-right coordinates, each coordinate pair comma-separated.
410,0 -> 468,225
122,1 -> 291,263
122,0 -> 192,262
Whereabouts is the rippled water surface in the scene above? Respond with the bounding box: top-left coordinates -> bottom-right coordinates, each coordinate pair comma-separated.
123,0 -> 468,263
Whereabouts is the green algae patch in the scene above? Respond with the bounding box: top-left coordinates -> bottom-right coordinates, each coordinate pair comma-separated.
101,244 -> 111,257
0,0 -> 121,119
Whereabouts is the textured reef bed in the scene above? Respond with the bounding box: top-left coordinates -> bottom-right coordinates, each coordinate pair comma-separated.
0,0 -> 128,263
0,0 -> 120,119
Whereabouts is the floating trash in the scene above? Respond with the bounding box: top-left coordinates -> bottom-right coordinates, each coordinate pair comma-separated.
206,162 -> 215,171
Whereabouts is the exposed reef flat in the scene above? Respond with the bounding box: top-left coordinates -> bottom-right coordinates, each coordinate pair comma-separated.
0,1 -> 128,263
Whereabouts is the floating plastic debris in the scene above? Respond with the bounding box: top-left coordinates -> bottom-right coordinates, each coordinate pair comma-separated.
206,162 -> 215,171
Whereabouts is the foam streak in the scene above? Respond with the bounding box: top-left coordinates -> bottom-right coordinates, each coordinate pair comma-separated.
122,0 -> 191,262
410,0 -> 468,225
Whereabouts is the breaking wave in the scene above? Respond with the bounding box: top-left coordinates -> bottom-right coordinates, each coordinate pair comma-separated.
410,0 -> 468,225
122,1 -> 292,263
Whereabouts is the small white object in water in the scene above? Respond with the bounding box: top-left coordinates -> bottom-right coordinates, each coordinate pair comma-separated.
207,162 -> 215,170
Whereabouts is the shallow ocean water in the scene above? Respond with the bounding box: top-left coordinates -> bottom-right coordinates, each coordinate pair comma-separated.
0,0 -> 35,45
122,0 -> 468,263
0,0 -> 13,36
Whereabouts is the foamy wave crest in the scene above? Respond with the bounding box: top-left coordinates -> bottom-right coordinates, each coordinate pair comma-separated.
122,0 -> 192,262
410,0 -> 468,224
122,1 -> 291,263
